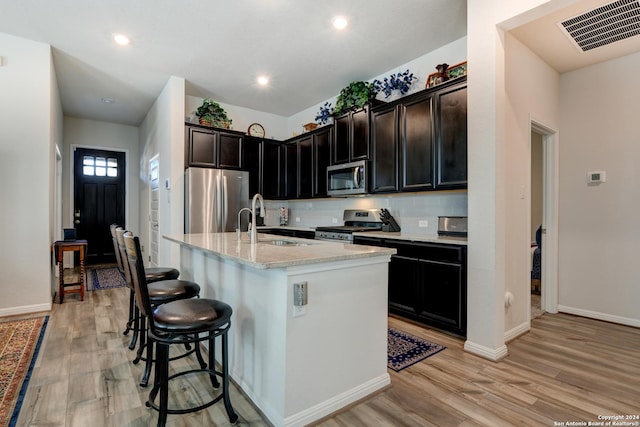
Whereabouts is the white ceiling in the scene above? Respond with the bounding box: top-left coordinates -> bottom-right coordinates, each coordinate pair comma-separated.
0,0 -> 467,126
510,0 -> 640,74
2,0 -> 639,127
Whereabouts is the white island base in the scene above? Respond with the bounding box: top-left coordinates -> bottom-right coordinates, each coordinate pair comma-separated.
166,233 -> 393,427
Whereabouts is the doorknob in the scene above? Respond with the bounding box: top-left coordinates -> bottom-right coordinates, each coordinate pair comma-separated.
74,220 -> 80,224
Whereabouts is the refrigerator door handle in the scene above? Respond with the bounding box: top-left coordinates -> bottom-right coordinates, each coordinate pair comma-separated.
216,175 -> 223,232
222,175 -> 228,231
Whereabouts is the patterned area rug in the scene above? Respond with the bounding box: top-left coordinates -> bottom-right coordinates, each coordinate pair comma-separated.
0,316 -> 48,427
388,328 -> 446,372
87,266 -> 126,291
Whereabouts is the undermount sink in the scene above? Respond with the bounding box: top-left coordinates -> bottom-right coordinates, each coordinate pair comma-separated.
266,239 -> 312,246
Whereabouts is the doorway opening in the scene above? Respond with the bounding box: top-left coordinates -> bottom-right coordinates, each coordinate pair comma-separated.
530,131 -> 543,318
73,147 -> 126,265
529,120 -> 559,318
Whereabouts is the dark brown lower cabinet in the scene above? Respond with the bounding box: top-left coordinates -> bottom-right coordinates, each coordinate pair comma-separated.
354,236 -> 467,337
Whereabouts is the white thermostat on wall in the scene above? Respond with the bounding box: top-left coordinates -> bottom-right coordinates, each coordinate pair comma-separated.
587,171 -> 606,184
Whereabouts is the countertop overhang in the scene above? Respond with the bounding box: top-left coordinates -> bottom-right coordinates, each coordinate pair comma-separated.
164,232 -> 396,269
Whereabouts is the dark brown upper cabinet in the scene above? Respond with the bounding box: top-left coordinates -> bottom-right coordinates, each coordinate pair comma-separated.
284,141 -> 298,199
370,77 -> 466,194
185,123 -> 244,169
284,125 -> 332,199
370,105 -> 399,193
242,136 -> 284,199
262,139 -> 284,199
312,126 -> 332,197
435,83 -> 467,189
332,106 -> 370,164
400,93 -> 435,192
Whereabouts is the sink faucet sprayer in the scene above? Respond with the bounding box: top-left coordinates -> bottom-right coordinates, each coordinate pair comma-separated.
250,193 -> 265,244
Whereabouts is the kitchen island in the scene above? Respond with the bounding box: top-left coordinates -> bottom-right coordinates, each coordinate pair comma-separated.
164,232 -> 396,427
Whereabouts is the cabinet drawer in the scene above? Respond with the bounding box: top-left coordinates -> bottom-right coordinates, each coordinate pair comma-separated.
387,240 -> 463,264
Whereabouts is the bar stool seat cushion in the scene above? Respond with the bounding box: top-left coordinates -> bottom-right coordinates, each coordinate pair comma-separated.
153,299 -> 232,334
145,267 -> 180,283
148,280 -> 200,305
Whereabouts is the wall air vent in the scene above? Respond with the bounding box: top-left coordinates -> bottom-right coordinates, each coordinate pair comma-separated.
558,0 -> 640,52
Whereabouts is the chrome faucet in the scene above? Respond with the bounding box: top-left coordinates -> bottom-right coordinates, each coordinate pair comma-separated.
250,193 -> 265,244
236,207 -> 252,241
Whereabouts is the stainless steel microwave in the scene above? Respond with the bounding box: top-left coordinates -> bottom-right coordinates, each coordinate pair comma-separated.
327,160 -> 368,196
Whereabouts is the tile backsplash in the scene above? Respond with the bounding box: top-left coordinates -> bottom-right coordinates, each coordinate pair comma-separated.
261,191 -> 467,236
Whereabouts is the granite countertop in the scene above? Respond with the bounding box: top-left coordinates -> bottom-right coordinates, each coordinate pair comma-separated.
164,232 -> 396,270
255,225 -> 468,245
353,231 -> 468,246
256,225 -> 316,232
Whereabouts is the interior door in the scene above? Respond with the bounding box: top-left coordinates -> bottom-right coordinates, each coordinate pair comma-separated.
74,147 -> 125,264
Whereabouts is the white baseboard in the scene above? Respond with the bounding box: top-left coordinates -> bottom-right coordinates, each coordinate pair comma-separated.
231,372 -> 390,427
463,340 -> 509,361
504,321 -> 530,343
284,373 -> 391,427
0,303 -> 52,318
557,305 -> 640,328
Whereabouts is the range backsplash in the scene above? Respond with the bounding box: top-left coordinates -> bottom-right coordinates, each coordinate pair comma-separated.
260,191 -> 467,237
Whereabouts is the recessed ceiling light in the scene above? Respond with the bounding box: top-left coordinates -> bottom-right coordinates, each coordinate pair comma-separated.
257,76 -> 269,86
332,16 -> 348,30
113,33 -> 130,46
101,97 -> 115,104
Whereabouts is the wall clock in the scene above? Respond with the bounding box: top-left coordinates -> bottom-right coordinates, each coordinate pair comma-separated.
248,123 -> 266,138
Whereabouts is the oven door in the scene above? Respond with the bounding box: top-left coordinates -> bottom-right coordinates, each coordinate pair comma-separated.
327,160 -> 367,196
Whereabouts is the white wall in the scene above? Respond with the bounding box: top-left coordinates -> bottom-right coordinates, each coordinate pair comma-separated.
465,0 -> 570,360
0,33 -> 60,315
139,76 -> 185,269
185,37 -> 467,142
185,95 -> 289,141
558,52 -> 640,327
62,117 -> 140,232
502,32 -> 560,338
287,37 -> 468,138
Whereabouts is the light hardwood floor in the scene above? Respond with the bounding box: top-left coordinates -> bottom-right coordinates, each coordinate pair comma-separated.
14,276 -> 640,427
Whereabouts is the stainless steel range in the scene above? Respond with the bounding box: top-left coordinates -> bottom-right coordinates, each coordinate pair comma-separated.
315,209 -> 383,243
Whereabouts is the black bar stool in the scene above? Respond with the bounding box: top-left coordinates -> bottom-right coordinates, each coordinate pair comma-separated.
117,229 -> 201,387
111,225 -> 180,343
124,234 -> 238,427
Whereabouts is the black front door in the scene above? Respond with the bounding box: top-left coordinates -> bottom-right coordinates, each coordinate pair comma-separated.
73,147 -> 126,264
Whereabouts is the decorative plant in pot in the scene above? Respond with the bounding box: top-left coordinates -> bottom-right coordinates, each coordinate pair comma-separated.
196,98 -> 232,128
332,81 -> 378,116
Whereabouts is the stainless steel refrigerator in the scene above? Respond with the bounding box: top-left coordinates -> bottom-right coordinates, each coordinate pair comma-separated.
185,167 -> 250,233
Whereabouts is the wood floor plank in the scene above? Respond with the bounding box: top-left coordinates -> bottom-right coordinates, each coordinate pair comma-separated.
11,279 -> 639,427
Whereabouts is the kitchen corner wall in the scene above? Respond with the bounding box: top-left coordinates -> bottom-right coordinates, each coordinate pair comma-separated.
261,191 -> 467,236
558,51 -> 640,327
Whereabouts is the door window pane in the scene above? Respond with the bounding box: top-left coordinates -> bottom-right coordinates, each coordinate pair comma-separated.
95,157 -> 106,176
82,155 -> 118,177
83,156 -> 94,176
107,158 -> 118,177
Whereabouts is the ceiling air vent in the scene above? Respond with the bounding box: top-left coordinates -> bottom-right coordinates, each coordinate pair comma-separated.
559,0 -> 640,52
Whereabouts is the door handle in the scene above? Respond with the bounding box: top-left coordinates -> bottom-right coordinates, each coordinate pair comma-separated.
74,220 -> 80,224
